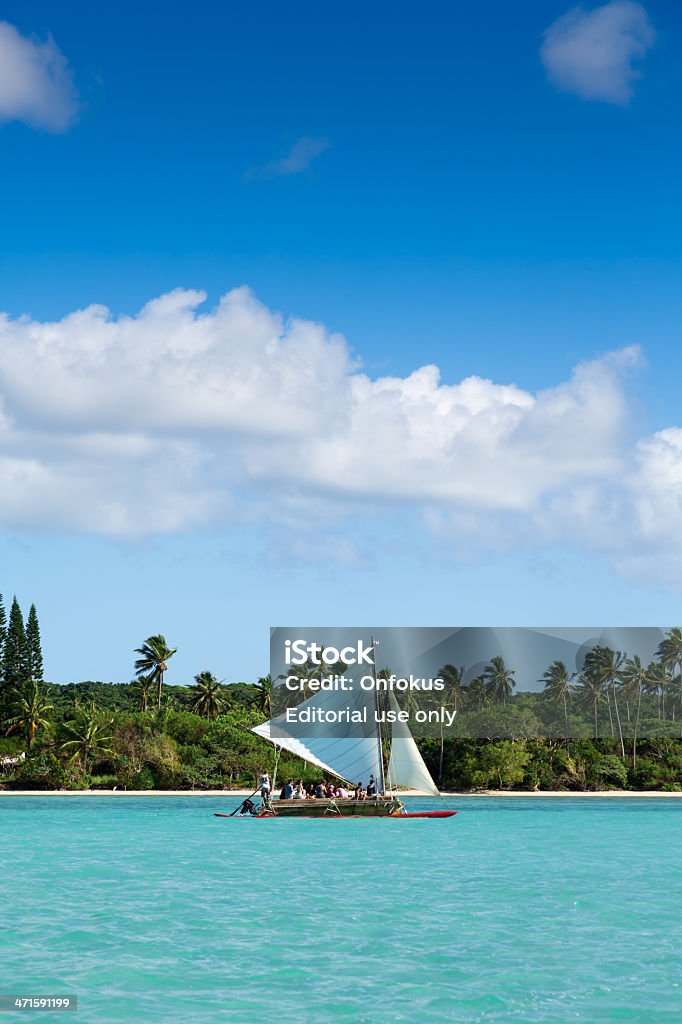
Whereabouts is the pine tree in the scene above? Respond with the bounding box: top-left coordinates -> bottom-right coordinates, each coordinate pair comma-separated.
25,604 -> 44,683
3,597 -> 28,690
0,593 -> 6,706
0,593 -> 6,672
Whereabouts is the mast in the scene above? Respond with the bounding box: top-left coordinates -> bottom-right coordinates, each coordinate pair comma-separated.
370,635 -> 386,794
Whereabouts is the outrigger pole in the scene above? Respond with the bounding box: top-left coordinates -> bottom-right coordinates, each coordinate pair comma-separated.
271,742 -> 282,794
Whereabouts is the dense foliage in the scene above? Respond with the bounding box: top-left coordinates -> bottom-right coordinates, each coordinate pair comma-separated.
2,622 -> 682,792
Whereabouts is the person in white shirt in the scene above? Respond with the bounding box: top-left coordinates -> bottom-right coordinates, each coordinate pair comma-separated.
259,771 -> 271,801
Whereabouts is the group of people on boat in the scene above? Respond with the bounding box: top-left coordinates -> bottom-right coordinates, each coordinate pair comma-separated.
259,771 -> 379,802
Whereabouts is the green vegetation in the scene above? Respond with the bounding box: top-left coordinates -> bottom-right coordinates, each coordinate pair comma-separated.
3,619 -> 682,792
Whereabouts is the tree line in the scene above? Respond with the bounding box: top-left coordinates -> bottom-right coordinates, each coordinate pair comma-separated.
3,626 -> 682,792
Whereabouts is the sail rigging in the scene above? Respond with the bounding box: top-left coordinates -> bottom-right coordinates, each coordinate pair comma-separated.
252,678 -> 440,794
252,682 -> 383,787
385,692 -> 439,795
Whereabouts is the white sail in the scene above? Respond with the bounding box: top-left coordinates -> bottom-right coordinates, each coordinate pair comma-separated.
386,692 -> 439,795
251,722 -> 341,778
252,683 -> 383,788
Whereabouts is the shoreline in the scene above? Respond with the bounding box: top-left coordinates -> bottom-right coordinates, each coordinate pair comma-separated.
2,788 -> 682,797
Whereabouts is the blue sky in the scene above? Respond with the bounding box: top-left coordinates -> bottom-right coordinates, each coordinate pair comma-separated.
0,0 -> 681,685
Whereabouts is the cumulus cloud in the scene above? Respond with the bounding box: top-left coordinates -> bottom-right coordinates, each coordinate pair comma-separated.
244,136 -> 330,181
0,286 -> 680,585
541,1 -> 655,104
0,20 -> 80,131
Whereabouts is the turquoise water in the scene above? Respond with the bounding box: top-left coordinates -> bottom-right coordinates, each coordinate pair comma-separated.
2,796 -> 682,1023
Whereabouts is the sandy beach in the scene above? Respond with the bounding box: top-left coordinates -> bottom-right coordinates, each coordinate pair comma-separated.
2,788 -> 682,797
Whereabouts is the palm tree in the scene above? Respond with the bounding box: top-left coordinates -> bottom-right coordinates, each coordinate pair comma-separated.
60,706 -> 114,774
646,662 -> 672,720
4,680 -> 53,749
130,674 -> 154,713
540,660 -> 573,751
656,628 -> 682,735
190,671 -> 225,720
254,675 -> 273,717
286,654 -> 334,704
482,656 -> 516,704
619,656 -> 648,767
575,668 -> 606,740
433,666 -> 463,783
439,664 -> 465,713
464,676 -> 493,711
580,646 -> 625,757
134,635 -> 177,710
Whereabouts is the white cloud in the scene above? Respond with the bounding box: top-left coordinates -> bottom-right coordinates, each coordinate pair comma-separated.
0,286 -> 680,585
244,136 -> 330,181
0,21 -> 80,131
541,1 -> 655,104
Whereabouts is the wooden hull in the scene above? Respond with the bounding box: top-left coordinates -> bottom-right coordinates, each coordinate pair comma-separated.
214,799 -> 459,819
259,797 -> 402,817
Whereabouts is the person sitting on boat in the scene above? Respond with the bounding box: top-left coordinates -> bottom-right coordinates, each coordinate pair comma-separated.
306,783 -> 316,798
280,780 -> 294,800
326,782 -> 336,798
336,785 -> 349,798
366,776 -> 377,797
259,771 -> 271,800
314,780 -> 327,799
355,783 -> 366,800
293,780 -> 306,799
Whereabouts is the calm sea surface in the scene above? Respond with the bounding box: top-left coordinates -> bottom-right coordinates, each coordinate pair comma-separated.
2,795 -> 682,1023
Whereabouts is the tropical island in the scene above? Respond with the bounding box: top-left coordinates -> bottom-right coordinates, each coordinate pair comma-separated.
1,596 -> 682,794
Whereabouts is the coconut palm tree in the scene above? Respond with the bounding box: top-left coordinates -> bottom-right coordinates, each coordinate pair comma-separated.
4,680 -> 53,749
130,674 -> 154,713
540,660 -> 574,751
656,628 -> 682,734
574,667 -> 606,740
60,706 -> 114,775
439,664 -> 465,713
432,665 -> 463,783
482,656 -> 516,705
581,646 -> 625,757
134,635 -> 177,710
285,648 -> 342,705
254,675 -> 273,717
464,676 -> 493,711
619,656 -> 649,767
646,661 -> 672,720
190,671 -> 225,720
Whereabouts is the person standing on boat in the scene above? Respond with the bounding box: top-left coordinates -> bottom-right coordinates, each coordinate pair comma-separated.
259,770 -> 271,801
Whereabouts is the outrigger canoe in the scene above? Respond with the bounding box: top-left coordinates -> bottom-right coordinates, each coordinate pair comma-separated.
215,796 -> 458,819
232,638 -> 459,820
